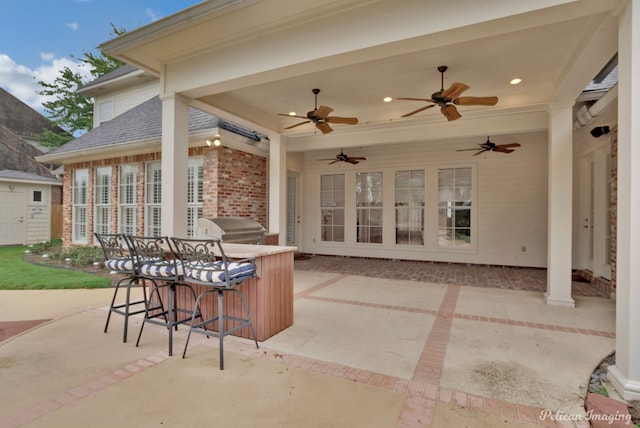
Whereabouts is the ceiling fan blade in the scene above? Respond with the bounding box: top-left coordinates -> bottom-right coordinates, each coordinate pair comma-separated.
326,116 -> 358,125
472,149 -> 488,156
496,143 -> 521,149
278,113 -> 308,119
442,82 -> 470,99
493,147 -> 516,154
315,105 -> 333,118
453,96 -> 499,106
316,122 -> 333,134
441,104 -> 461,121
456,148 -> 483,152
396,97 -> 433,102
284,120 -> 311,129
348,157 -> 367,160
401,104 -> 435,118
328,160 -> 339,164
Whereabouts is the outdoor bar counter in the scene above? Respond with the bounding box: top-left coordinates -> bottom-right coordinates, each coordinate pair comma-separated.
172,243 -> 296,341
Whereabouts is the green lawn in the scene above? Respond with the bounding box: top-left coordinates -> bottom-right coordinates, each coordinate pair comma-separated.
0,245 -> 111,290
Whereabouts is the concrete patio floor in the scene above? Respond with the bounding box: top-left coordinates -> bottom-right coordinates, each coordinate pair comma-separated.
0,258 -> 616,427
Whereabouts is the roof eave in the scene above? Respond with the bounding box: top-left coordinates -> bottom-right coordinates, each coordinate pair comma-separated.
99,0 -> 251,65
0,177 -> 61,186
78,69 -> 155,97
35,138 -> 161,164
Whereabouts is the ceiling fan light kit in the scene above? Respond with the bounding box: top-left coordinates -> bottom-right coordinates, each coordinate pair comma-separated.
457,136 -> 521,156
278,88 -> 359,134
397,65 -> 499,121
318,149 -> 367,165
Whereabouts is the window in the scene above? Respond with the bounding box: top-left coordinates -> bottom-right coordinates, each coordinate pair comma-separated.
356,172 -> 383,244
145,162 -> 162,237
94,167 -> 112,235
438,167 -> 472,248
320,174 -> 345,242
187,157 -> 203,238
31,190 -> 43,203
72,169 -> 89,243
98,100 -> 113,123
395,170 -> 425,245
119,164 -> 138,235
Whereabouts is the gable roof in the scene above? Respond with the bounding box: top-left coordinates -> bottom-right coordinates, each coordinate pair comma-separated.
0,126 -> 60,182
0,87 -> 66,138
0,169 -> 61,184
80,63 -> 138,90
38,95 -> 263,162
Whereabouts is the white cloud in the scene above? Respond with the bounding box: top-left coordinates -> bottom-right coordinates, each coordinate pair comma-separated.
66,22 -> 79,31
0,53 -> 91,115
40,52 -> 55,62
145,8 -> 161,21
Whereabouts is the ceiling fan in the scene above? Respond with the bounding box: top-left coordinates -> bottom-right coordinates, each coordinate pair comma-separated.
318,149 -> 366,165
457,137 -> 521,156
397,65 -> 498,121
278,88 -> 358,134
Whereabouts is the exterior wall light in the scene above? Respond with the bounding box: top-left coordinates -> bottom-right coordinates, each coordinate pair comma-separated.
206,135 -> 222,146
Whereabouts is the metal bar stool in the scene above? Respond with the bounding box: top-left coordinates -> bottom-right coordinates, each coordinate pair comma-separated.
129,235 -> 202,356
170,237 -> 259,370
94,232 -> 148,343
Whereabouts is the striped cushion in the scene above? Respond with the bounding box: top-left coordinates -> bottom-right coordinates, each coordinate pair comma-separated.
104,258 -> 134,272
139,260 -> 184,278
185,261 -> 255,284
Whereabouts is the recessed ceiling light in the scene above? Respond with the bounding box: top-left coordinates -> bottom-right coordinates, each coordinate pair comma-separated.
383,97 -> 392,102
510,78 -> 522,85
288,112 -> 297,116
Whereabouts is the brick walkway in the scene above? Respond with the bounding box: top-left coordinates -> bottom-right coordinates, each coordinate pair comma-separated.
293,254 -> 611,298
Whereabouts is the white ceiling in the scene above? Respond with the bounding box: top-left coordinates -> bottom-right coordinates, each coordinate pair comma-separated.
222,16 -> 593,128
104,0 -> 621,148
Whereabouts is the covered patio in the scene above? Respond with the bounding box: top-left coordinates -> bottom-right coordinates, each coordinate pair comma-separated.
0,260 -> 615,427
94,0 -> 640,402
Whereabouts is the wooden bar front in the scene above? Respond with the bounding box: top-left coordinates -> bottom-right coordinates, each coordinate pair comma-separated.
159,244 -> 295,341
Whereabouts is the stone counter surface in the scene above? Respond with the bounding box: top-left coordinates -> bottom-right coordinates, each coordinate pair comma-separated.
219,243 -> 297,259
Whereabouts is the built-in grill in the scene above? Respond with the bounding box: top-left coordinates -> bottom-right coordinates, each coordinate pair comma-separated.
196,217 -> 266,244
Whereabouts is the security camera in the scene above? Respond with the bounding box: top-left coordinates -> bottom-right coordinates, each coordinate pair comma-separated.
590,126 -> 610,138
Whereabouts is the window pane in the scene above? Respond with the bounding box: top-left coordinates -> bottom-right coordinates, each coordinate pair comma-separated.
395,170 -> 424,245
94,167 -> 111,234
356,172 -> 383,244
73,170 -> 88,242
119,164 -> 137,234
320,174 -> 345,242
187,157 -> 204,237
438,167 -> 472,249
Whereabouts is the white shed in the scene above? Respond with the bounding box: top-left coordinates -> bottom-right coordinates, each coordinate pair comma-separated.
0,170 -> 61,245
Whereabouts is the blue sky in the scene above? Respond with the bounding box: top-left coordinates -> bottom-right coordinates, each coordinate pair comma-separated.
1,0 -> 202,115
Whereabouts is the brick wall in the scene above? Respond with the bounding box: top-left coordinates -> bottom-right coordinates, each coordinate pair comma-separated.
610,126 -> 617,290
216,147 -> 267,227
61,146 -> 267,249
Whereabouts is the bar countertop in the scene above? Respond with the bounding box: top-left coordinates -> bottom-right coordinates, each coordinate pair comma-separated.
220,243 -> 297,259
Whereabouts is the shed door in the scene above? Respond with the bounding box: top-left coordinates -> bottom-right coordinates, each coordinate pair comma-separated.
0,191 -> 26,245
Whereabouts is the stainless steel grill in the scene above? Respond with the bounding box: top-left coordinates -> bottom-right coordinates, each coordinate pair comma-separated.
196,217 -> 266,244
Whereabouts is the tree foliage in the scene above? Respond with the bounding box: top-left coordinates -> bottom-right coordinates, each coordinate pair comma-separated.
36,25 -> 126,148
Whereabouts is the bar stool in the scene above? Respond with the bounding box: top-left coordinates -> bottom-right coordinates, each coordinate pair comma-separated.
129,235 -> 202,356
94,232 -> 148,343
170,237 -> 259,370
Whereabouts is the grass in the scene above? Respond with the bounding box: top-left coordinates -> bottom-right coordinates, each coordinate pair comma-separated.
0,243 -> 111,290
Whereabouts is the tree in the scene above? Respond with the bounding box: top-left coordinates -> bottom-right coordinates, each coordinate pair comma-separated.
36,25 -> 126,148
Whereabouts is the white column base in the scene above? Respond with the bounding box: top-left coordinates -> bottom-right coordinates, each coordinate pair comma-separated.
608,365 -> 640,401
543,292 -> 575,307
